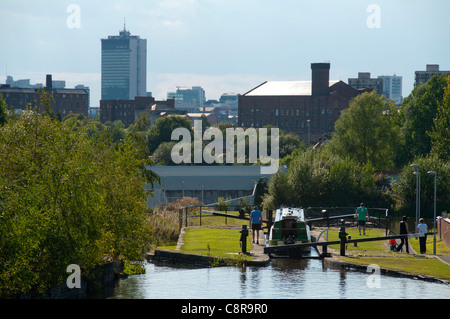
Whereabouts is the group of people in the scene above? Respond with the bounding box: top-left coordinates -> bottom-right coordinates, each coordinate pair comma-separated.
356,203 -> 429,254
395,216 -> 429,254
250,203 -> 430,253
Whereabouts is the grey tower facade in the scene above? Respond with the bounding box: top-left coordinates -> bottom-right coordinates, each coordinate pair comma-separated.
101,26 -> 147,100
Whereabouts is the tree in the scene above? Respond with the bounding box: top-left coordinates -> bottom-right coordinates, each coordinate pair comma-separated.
0,94 -> 7,126
397,74 -> 447,165
264,147 -> 387,209
0,110 -> 159,297
328,91 -> 400,170
428,75 -> 450,161
148,115 -> 193,153
153,141 -> 178,165
392,154 -> 449,218
279,131 -> 306,159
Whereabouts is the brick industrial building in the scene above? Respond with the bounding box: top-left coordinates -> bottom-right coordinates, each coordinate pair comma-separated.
0,74 -> 89,117
238,63 -> 361,143
100,96 -> 184,127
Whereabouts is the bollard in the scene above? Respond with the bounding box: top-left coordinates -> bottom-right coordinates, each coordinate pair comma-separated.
338,222 -> 348,256
240,225 -> 249,254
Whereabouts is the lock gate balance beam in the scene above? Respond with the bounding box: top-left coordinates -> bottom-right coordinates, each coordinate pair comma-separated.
264,233 -> 424,257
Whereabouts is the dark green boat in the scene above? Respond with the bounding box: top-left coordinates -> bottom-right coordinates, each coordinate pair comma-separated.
268,207 -> 311,253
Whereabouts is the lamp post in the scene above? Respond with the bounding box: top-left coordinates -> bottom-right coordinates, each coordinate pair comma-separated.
307,119 -> 311,147
411,164 -> 420,231
427,171 -> 437,255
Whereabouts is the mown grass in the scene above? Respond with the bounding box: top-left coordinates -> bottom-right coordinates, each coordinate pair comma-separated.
179,227 -> 254,261
322,227 -> 450,281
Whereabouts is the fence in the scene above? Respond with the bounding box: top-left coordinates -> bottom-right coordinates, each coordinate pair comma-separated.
304,206 -> 391,235
178,205 -> 258,229
178,205 -> 391,235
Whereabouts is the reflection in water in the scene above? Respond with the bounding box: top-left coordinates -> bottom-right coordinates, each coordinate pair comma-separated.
339,270 -> 347,298
110,258 -> 450,299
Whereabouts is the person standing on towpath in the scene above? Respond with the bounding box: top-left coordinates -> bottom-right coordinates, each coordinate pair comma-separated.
396,216 -> 410,253
250,206 -> 263,245
355,203 -> 369,235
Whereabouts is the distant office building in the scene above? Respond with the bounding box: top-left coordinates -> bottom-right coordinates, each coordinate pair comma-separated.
1,74 -> 89,117
348,72 -> 383,95
100,96 -> 182,127
238,63 -> 361,143
415,64 -> 450,87
219,93 -> 240,111
378,75 -> 403,105
168,86 -> 206,111
101,26 -> 147,100
5,76 -> 43,89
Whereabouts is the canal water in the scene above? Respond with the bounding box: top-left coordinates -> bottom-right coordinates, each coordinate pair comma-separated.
110,257 -> 450,299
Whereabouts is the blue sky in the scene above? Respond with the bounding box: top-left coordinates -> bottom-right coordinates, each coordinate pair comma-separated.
0,0 -> 449,106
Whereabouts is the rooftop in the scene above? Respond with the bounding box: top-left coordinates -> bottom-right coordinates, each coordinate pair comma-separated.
244,80 -> 339,96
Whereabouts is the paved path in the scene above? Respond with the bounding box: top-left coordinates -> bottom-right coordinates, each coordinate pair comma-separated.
248,229 -> 270,263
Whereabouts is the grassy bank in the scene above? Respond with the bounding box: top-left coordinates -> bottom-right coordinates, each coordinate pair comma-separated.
158,227 -> 255,262
321,227 -> 450,281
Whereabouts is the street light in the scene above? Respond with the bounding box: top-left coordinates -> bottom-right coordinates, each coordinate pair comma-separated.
427,171 -> 437,255
307,119 -> 311,146
410,164 -> 420,231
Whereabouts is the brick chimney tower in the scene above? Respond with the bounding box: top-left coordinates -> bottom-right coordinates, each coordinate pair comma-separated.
46,74 -> 53,91
311,63 -> 330,96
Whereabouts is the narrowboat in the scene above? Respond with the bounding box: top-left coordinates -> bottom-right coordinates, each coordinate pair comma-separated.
268,207 -> 311,256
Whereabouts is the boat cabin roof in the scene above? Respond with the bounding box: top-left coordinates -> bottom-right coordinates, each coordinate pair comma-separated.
275,207 -> 305,222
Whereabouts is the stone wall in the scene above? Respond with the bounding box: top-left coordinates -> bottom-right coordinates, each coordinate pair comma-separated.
18,261 -> 123,299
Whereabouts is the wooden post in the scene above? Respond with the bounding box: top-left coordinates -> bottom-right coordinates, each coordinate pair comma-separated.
322,244 -> 328,257
225,207 -> 227,225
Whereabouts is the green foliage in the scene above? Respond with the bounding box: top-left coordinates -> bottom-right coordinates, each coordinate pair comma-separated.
328,91 -> 400,170
217,197 -> 230,211
279,131 -> 306,159
0,109 -> 159,297
0,94 -> 8,126
264,148 -> 390,209
391,154 -> 449,217
397,74 -> 447,166
428,75 -> 450,161
148,115 -> 193,153
152,141 -> 178,166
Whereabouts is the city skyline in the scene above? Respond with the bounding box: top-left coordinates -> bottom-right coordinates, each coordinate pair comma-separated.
1,0 -> 449,107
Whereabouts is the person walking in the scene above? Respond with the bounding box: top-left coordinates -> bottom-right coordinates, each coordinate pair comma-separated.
396,216 -> 409,253
417,218 -> 428,254
355,203 -> 369,235
249,206 -> 263,245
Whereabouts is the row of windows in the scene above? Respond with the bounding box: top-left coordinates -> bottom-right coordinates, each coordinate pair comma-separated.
240,107 -> 334,117
241,118 -> 330,131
